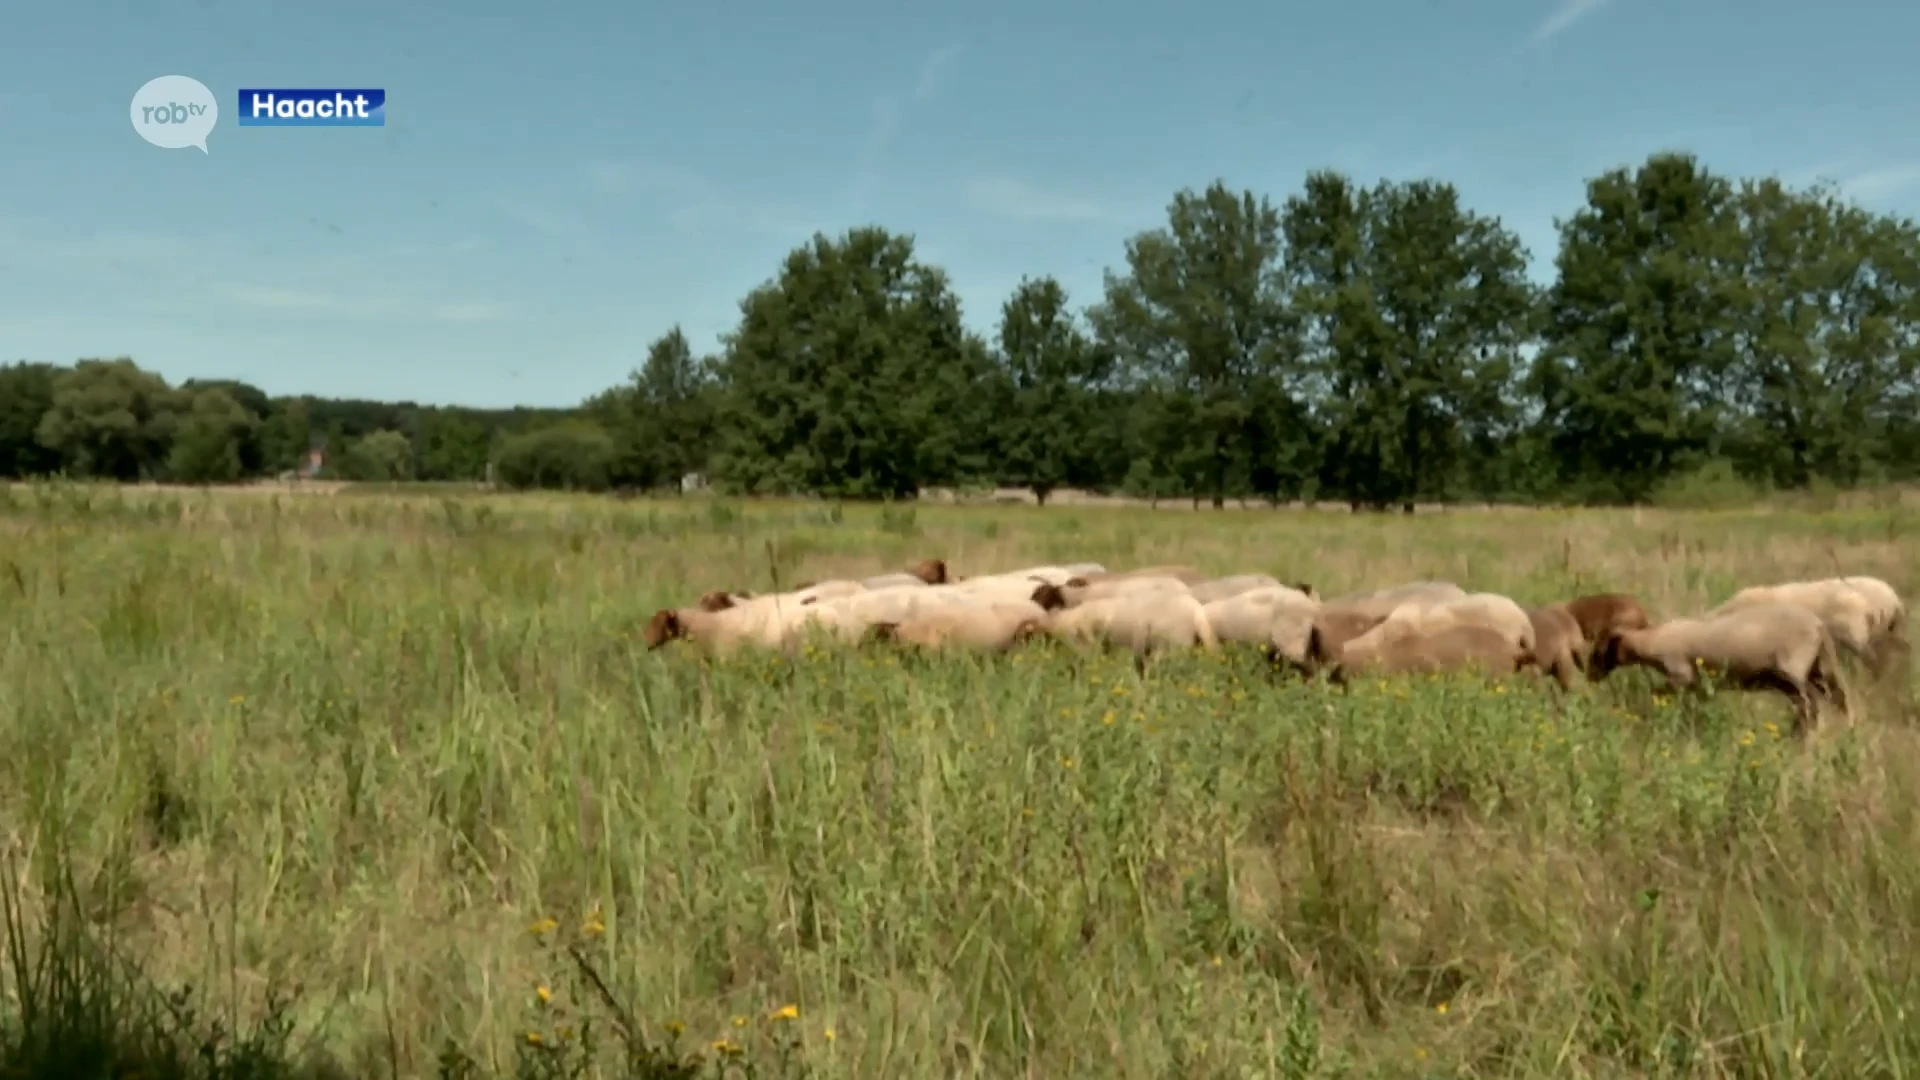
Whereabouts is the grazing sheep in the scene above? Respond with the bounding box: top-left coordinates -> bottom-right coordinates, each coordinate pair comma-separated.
1590,602 -> 1851,734
1302,609 -> 1391,674
1189,574 -> 1288,605
1324,581 -> 1467,621
1331,624 -> 1530,685
911,558 -> 950,585
1355,592 -> 1536,658
1073,565 -> 1210,587
1559,593 -> 1651,667
1041,592 -> 1218,657
641,598 -> 838,656
870,600 -> 1047,651
1524,605 -> 1588,691
1199,585 -> 1321,668
1713,577 -> 1906,674
1044,574 -> 1194,609
858,572 -> 932,590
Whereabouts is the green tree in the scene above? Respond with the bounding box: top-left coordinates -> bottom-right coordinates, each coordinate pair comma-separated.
591,327 -> 720,490
339,429 -> 414,481
1091,181 -> 1309,507
0,361 -> 62,477
1530,152 -> 1743,502
994,276 -> 1111,504
179,378 -> 269,473
492,422 -> 617,491
1721,178 -> 1920,487
1283,173 -> 1536,510
416,410 -> 492,481
167,388 -> 262,484
711,227 -> 996,498
34,358 -> 180,481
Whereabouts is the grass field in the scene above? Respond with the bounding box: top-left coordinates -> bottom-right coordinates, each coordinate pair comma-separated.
3,482 -> 1920,1078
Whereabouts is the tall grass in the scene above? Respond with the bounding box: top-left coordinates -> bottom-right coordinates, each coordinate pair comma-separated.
1,481 -> 1917,1077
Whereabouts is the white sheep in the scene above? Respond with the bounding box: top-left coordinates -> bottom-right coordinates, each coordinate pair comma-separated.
1041,592 -> 1218,657
1711,577 -> 1905,673
1352,591 -> 1537,659
873,599 -> 1048,651
1200,585 -> 1321,667
1188,573 -> 1306,605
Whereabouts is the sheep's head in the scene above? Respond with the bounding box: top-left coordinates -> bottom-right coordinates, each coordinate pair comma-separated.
1030,583 -> 1067,611
696,590 -> 736,612
1588,632 -> 1630,680
641,609 -> 683,649
911,558 -> 949,585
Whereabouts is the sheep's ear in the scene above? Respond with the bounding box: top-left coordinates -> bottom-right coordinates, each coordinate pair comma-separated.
1064,577 -> 1089,588
1294,582 -> 1316,598
794,580 -> 816,591
1031,583 -> 1065,611
697,590 -> 735,612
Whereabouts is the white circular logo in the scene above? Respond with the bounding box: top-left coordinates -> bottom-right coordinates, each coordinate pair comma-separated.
130,75 -> 219,153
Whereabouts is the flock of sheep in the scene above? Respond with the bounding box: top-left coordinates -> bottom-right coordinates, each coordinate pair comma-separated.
643,559 -> 1910,733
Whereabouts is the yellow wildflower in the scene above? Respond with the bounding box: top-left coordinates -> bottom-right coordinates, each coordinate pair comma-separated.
582,913 -> 605,936
535,984 -> 552,1004
525,1032 -> 543,1046
1435,1001 -> 1450,1015
823,1027 -> 837,1043
770,1004 -> 799,1021
732,1015 -> 748,1028
664,1019 -> 685,1037
527,917 -> 559,936
713,1039 -> 742,1056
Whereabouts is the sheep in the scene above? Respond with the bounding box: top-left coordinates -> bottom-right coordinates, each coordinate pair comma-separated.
858,572 -> 932,590
1188,574 -> 1316,605
1559,593 -> 1651,667
1302,608 -> 1390,674
1323,581 -> 1467,621
641,598 -> 838,656
1330,625 -> 1531,685
1589,601 -> 1851,734
1712,577 -> 1906,675
1711,580 -> 1877,667
1353,592 -> 1536,659
1042,574 -> 1194,610
1524,604 -> 1587,691
1073,565 -> 1210,586
948,574 -> 1064,607
869,600 -> 1047,652
911,558 -> 951,585
1060,562 -> 1109,578
1040,592 -> 1218,659
1198,585 -> 1321,668
805,585 -> 950,632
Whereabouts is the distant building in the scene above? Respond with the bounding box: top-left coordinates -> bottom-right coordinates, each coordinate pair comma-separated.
680,471 -> 709,493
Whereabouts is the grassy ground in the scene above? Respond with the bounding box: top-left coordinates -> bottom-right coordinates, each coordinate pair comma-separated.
2,482 -> 1919,1078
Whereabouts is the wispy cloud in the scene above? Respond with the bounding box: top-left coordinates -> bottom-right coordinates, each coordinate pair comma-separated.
1529,0 -> 1614,45
494,198 -> 597,246
1840,164 -> 1920,201
848,43 -> 965,213
583,159 -> 819,243
962,174 -> 1116,224
214,284 -> 513,323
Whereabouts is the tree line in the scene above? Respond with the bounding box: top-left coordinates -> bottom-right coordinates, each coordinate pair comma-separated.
6,151 -> 1919,507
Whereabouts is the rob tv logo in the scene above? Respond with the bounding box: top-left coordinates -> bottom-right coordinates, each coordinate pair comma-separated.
238,88 -> 386,127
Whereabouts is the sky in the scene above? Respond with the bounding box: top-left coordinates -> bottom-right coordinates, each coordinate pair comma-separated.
4,0 -> 1919,410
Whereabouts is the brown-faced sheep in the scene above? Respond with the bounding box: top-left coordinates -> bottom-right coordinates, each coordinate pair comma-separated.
1590,601 -> 1851,734
1559,593 -> 1651,668
1349,592 -> 1536,661
1524,604 -> 1587,692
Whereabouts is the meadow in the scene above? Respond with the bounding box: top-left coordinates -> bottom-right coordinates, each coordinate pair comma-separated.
2,481 -> 1919,1079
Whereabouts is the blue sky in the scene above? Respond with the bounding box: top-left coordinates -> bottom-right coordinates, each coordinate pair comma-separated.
5,0 -> 1918,409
